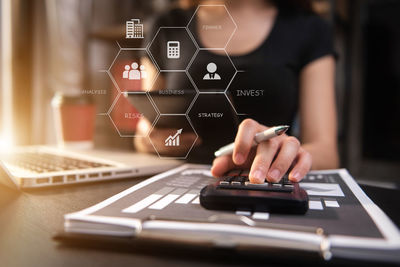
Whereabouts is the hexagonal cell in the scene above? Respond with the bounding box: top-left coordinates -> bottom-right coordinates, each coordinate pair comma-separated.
109,92 -> 158,137
187,49 -> 236,92
109,49 -> 158,92
149,115 -> 197,159
82,71 -> 118,114
148,27 -> 197,71
149,72 -> 198,114
226,71 -> 289,119
187,5 -> 237,49
188,93 -> 238,159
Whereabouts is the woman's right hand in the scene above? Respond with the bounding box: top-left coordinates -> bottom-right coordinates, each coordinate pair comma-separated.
134,117 -> 200,156
211,119 -> 312,183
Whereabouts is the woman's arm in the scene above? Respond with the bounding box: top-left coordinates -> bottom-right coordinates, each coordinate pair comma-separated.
299,55 -> 339,170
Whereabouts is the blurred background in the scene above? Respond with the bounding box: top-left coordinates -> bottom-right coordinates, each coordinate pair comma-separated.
0,0 -> 399,181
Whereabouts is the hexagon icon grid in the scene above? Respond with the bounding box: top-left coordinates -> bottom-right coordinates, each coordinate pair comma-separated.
187,5 -> 237,49
149,114 -> 198,159
148,27 -> 198,71
103,5 -> 240,158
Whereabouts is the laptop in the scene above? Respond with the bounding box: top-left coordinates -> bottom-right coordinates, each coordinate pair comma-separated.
0,146 -> 181,189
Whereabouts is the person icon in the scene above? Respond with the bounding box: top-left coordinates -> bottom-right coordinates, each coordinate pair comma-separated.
203,62 -> 221,80
140,65 -> 147,79
122,65 -> 130,79
129,62 -> 141,80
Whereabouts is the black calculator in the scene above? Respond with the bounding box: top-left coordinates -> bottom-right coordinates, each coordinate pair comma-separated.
200,170 -> 309,214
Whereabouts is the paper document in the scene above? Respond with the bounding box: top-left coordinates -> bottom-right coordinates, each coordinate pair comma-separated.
64,164 -> 400,263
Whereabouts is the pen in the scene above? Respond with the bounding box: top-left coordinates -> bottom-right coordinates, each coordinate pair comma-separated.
214,125 -> 290,157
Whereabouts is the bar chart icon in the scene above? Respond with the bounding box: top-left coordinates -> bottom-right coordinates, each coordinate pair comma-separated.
165,129 -> 182,147
126,19 -> 144,39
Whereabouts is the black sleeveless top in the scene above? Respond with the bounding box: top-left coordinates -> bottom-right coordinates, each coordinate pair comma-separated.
145,8 -> 335,161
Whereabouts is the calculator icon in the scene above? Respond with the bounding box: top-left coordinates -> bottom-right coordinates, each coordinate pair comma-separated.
167,41 -> 180,59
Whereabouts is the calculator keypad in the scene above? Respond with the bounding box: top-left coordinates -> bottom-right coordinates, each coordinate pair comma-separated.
217,170 -> 294,192
200,169 -> 309,214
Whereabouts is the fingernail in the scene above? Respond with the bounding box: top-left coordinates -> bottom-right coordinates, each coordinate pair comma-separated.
268,169 -> 281,181
251,170 -> 264,183
291,171 -> 300,181
234,153 -> 245,164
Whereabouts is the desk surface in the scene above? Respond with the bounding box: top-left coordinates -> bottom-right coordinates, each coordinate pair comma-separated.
0,176 -> 398,267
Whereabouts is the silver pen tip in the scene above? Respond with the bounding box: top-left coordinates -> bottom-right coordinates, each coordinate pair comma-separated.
275,125 -> 290,135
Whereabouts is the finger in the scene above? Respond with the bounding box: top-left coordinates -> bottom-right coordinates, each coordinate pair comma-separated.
267,137 -> 300,182
233,119 -> 266,165
289,148 -> 312,182
249,139 -> 280,183
211,155 -> 236,177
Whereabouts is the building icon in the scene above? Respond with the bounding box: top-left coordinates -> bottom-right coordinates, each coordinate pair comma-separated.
165,129 -> 182,147
126,19 -> 144,39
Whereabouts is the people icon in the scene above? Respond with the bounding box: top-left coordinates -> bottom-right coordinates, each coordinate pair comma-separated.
203,62 -> 221,80
122,62 -> 147,80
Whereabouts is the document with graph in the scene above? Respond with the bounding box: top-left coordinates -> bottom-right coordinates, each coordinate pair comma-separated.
63,164 -> 400,262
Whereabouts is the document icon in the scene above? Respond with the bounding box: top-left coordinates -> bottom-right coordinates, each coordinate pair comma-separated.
126,19 -> 144,39
165,129 -> 182,147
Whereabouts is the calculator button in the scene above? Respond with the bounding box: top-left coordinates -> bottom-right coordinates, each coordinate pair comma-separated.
219,181 -> 229,185
284,184 -> 294,189
244,181 -> 292,191
231,176 -> 246,183
231,181 -> 241,185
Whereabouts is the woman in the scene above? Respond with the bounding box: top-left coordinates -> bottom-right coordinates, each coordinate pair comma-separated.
134,0 -> 339,183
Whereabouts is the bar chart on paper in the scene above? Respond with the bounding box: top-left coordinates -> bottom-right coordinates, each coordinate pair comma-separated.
122,173 -> 207,214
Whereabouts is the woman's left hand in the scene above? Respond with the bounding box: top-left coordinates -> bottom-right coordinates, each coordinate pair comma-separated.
211,119 -> 312,183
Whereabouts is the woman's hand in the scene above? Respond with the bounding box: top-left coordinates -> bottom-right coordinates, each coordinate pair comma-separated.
211,119 -> 312,183
134,117 -> 200,156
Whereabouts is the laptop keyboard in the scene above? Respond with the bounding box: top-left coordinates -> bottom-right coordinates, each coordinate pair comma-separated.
2,152 -> 112,173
